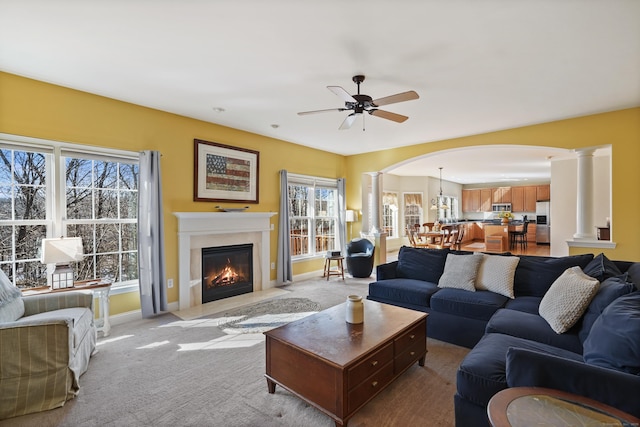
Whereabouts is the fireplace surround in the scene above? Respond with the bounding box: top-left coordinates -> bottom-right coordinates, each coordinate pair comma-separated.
174,212 -> 277,310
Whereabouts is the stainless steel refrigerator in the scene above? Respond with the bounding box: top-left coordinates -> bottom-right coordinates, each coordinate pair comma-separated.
536,201 -> 550,244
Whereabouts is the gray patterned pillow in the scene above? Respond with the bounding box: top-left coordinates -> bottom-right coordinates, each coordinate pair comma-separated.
438,253 -> 483,292
475,254 -> 520,298
539,266 -> 600,334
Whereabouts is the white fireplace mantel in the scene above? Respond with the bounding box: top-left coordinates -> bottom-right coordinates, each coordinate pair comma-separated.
174,212 -> 277,311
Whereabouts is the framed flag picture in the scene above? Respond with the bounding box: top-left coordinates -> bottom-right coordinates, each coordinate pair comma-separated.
194,139 -> 259,203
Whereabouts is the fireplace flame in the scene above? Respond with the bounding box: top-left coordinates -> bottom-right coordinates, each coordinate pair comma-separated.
208,258 -> 243,288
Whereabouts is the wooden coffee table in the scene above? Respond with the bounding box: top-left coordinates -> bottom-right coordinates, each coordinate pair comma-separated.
264,300 -> 427,427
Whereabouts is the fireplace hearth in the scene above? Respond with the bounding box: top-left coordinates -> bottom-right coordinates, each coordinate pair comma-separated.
202,244 -> 253,303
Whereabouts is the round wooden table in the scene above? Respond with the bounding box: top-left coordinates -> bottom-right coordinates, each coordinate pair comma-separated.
488,387 -> 640,427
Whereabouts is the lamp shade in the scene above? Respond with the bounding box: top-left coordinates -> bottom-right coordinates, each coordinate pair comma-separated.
346,210 -> 355,223
41,237 -> 84,264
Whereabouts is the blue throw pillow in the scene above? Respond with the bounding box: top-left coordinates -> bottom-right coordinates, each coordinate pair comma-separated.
583,292 -> 640,375
583,253 -> 624,282
513,254 -> 594,297
396,246 -> 449,283
626,262 -> 640,290
577,275 -> 635,343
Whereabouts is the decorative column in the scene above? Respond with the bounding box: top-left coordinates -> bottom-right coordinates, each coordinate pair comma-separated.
573,148 -> 597,240
367,172 -> 387,265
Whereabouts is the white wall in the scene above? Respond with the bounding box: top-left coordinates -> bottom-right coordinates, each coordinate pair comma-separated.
550,154 -> 611,257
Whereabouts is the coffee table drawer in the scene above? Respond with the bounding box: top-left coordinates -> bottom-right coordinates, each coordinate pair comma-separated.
394,339 -> 426,373
347,361 -> 394,413
394,321 -> 426,351
347,342 -> 393,389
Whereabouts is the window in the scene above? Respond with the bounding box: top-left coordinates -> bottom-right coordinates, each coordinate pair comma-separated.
438,196 -> 459,222
382,191 -> 398,238
403,193 -> 423,235
288,174 -> 340,258
0,136 -> 139,289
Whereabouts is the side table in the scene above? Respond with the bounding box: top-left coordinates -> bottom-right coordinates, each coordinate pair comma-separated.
22,279 -> 113,337
488,387 -> 640,427
323,256 -> 345,281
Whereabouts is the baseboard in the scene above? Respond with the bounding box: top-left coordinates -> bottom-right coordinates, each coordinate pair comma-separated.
109,301 -> 180,326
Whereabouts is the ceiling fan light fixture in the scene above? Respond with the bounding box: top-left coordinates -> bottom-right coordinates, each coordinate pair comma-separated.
297,75 -> 419,130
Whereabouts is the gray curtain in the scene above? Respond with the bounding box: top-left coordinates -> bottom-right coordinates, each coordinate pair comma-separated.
138,150 -> 168,317
277,170 -> 293,284
338,178 -> 347,253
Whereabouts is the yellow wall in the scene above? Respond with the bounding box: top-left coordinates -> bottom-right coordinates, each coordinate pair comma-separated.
0,72 -> 345,314
2,72 -> 639,316
346,108 -> 640,261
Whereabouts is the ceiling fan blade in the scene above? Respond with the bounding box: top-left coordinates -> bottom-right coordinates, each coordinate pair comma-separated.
298,108 -> 346,116
339,113 -> 358,130
328,86 -> 357,103
372,90 -> 419,107
369,109 -> 409,123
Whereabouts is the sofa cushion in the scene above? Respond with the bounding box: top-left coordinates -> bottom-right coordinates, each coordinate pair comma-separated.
486,309 -> 583,354
503,296 -> 542,314
514,254 -> 594,297
456,332 -> 582,407
430,288 -> 508,321
475,254 -> 520,299
396,246 -> 449,283
583,292 -> 640,375
438,253 -> 482,292
368,278 -> 439,307
0,269 -> 24,322
18,307 -> 94,351
577,275 -> 636,343
583,253 -> 624,282
539,266 -> 600,334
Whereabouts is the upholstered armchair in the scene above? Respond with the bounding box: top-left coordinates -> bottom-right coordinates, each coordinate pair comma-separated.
345,238 -> 375,278
0,282 -> 97,420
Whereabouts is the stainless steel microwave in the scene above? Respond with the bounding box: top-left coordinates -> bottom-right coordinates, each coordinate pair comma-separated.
492,203 -> 512,212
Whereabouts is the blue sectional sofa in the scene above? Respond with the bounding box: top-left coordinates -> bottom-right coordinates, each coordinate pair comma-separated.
367,246 -> 640,426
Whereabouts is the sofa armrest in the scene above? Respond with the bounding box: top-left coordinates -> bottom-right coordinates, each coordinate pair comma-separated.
376,261 -> 399,280
506,347 -> 640,418
22,291 -> 94,316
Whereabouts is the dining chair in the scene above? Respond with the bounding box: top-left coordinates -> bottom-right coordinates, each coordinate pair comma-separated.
406,225 -> 429,248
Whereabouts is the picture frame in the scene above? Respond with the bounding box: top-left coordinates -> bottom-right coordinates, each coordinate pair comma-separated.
194,139 -> 259,203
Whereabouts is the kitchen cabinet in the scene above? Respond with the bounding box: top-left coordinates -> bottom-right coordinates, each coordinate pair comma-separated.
536,184 -> 550,201
511,186 -> 524,212
492,187 -> 512,204
527,223 -> 536,242
480,189 -> 493,212
473,222 -> 485,240
462,189 -> 481,212
523,186 -> 537,212
511,186 -> 537,212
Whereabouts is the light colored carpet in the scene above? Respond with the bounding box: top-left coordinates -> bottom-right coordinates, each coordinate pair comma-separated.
3,276 -> 469,427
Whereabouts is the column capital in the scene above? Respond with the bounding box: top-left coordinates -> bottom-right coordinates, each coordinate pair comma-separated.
573,147 -> 596,157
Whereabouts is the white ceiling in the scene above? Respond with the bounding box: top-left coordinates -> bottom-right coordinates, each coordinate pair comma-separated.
1,1 -> 638,182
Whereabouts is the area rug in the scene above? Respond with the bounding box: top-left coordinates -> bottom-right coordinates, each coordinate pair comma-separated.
214,297 -> 321,334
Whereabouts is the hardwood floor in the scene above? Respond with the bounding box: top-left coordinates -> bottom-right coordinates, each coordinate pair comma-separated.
459,240 -> 550,256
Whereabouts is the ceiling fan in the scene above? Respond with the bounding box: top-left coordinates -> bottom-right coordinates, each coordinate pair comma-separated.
297,75 -> 419,130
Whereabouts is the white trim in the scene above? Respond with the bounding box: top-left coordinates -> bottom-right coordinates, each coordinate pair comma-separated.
0,132 -> 139,161
566,239 -> 617,249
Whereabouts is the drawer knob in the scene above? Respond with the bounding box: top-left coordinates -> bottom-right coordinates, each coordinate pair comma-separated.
410,351 -> 415,356
410,334 -> 415,339
371,360 -> 378,366
371,381 -> 378,388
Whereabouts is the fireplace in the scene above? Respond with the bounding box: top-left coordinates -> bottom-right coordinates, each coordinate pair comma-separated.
202,244 -> 253,303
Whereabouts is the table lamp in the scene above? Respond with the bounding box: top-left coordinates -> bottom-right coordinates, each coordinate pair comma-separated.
346,210 -> 356,238
41,237 -> 84,289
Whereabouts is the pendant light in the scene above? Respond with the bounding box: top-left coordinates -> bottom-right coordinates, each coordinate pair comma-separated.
438,167 -> 449,210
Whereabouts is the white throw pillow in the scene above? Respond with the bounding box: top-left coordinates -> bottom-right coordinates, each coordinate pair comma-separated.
475,254 -> 520,298
438,253 -> 483,292
539,266 -> 600,334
